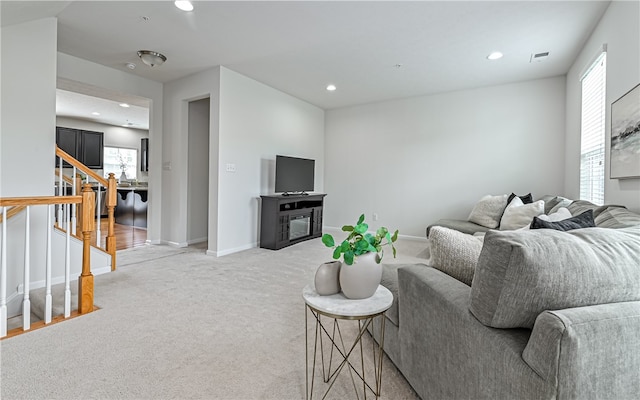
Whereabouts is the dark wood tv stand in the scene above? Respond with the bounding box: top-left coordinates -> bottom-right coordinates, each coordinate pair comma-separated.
259,193 -> 327,250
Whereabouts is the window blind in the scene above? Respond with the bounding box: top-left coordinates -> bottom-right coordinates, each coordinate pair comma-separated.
580,52 -> 606,205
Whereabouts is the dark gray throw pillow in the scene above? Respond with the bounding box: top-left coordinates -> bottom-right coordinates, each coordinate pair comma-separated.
530,209 -> 595,231
508,192 -> 533,205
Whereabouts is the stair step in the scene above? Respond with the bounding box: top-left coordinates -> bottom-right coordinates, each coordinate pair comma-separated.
29,282 -> 79,320
7,312 -> 41,331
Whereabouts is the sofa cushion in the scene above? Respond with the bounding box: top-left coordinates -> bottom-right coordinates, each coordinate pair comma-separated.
468,194 -> 508,229
536,207 -> 571,222
530,209 -> 595,231
595,206 -> 640,228
469,225 -> 640,329
426,219 -> 490,237
499,197 -> 545,230
427,226 -> 483,286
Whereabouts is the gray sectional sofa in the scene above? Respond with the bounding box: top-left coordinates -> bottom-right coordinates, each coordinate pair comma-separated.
371,196 -> 640,400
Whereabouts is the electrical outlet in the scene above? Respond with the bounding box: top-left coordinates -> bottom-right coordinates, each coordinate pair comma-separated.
372,213 -> 379,221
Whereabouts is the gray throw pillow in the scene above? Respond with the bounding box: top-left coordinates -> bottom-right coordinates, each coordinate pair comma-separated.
427,226 -> 483,286
530,209 -> 595,231
468,194 -> 508,229
469,226 -> 640,329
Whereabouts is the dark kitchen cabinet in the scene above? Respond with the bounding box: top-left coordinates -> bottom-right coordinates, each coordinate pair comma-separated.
55,127 -> 104,168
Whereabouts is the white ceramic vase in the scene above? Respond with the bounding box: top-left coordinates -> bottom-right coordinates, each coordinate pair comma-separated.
119,171 -> 127,183
314,261 -> 342,295
339,252 -> 382,299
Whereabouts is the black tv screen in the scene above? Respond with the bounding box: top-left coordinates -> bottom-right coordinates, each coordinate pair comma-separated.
275,155 -> 315,193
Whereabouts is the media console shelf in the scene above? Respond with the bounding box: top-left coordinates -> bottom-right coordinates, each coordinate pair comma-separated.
260,193 -> 327,250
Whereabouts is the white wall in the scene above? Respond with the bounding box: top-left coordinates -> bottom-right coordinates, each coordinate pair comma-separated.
55,117 -> 150,181
57,53 -> 164,242
217,67 -> 325,255
1,18 -> 58,312
325,76 -> 567,238
565,1 -> 640,213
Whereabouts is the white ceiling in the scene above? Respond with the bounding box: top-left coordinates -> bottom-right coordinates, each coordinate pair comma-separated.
1,1 -> 610,127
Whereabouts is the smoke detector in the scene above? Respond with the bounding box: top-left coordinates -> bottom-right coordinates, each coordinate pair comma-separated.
530,52 -> 550,63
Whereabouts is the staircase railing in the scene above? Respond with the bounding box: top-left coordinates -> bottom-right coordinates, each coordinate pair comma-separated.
55,146 -> 117,270
0,185 -> 96,338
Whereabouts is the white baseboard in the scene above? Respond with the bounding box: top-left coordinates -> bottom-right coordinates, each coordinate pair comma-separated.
145,239 -> 161,245
208,242 -> 257,257
165,241 -> 188,248
187,237 -> 207,245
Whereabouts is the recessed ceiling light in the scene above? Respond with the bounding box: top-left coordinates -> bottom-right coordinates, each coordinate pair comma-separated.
91,112 -> 101,116
487,51 -> 504,60
126,62 -> 136,70
119,103 -> 130,108
326,84 -> 337,91
175,1 -> 194,11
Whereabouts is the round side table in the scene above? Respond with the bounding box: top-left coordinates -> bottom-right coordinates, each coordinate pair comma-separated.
303,284 -> 393,399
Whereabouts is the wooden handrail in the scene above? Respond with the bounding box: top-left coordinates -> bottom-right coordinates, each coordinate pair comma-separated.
0,205 -> 26,223
55,147 -> 108,186
55,147 -> 117,271
0,196 -> 82,207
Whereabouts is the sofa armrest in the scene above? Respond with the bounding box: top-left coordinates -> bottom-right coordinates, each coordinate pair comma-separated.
397,265 -> 542,400
523,301 -> 640,399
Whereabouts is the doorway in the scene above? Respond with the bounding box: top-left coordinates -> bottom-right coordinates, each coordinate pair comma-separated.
187,97 -> 210,246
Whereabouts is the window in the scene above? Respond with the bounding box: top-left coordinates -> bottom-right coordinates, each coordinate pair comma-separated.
104,147 -> 138,180
580,52 -> 607,205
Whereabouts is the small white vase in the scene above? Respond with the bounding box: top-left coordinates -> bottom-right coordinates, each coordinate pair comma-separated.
339,252 -> 382,299
314,261 -> 341,295
119,171 -> 127,183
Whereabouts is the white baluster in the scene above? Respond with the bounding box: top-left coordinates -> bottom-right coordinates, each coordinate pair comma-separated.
22,206 -> 31,331
1,207 -> 8,337
58,157 -> 63,226
45,205 -> 53,323
71,167 -> 77,235
96,183 -> 101,246
64,204 -> 71,318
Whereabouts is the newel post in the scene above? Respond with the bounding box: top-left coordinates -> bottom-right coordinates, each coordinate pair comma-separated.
106,173 -> 117,270
78,184 -> 95,314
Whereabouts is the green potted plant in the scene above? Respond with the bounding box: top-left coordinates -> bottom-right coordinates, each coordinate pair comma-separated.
321,214 -> 399,265
321,214 -> 398,299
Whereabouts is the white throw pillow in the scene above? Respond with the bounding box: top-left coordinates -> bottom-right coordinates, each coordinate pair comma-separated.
427,226 -> 484,286
468,194 -> 508,229
537,207 -> 572,222
499,197 -> 545,230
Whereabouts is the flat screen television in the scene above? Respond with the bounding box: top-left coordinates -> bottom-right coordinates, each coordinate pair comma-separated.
275,155 -> 315,194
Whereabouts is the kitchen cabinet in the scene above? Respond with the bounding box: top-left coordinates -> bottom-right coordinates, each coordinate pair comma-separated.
56,126 -> 104,168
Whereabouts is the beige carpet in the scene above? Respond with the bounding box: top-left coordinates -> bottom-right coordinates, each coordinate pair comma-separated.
1,236 -> 427,399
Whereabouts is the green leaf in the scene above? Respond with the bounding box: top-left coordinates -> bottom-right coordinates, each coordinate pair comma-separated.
342,225 -> 354,232
355,223 -> 368,234
385,232 -> 392,243
321,234 -> 335,248
357,214 -> 365,225
355,240 -> 369,251
340,240 -> 351,252
392,245 -> 397,258
344,250 -> 354,265
367,244 -> 377,253
391,230 -> 399,242
333,246 -> 342,259
376,227 -> 388,237
375,253 -> 382,263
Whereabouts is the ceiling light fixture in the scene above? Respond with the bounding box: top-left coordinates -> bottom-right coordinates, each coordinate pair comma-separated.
174,1 -> 194,11
326,84 -> 337,91
119,103 -> 130,108
91,112 -> 101,116
487,51 -> 504,60
137,50 -> 167,67
126,62 -> 136,70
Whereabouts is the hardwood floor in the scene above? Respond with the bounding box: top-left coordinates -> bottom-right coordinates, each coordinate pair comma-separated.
93,218 -> 147,251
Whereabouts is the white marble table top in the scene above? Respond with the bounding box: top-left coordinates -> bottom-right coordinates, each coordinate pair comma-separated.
302,284 -> 393,318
